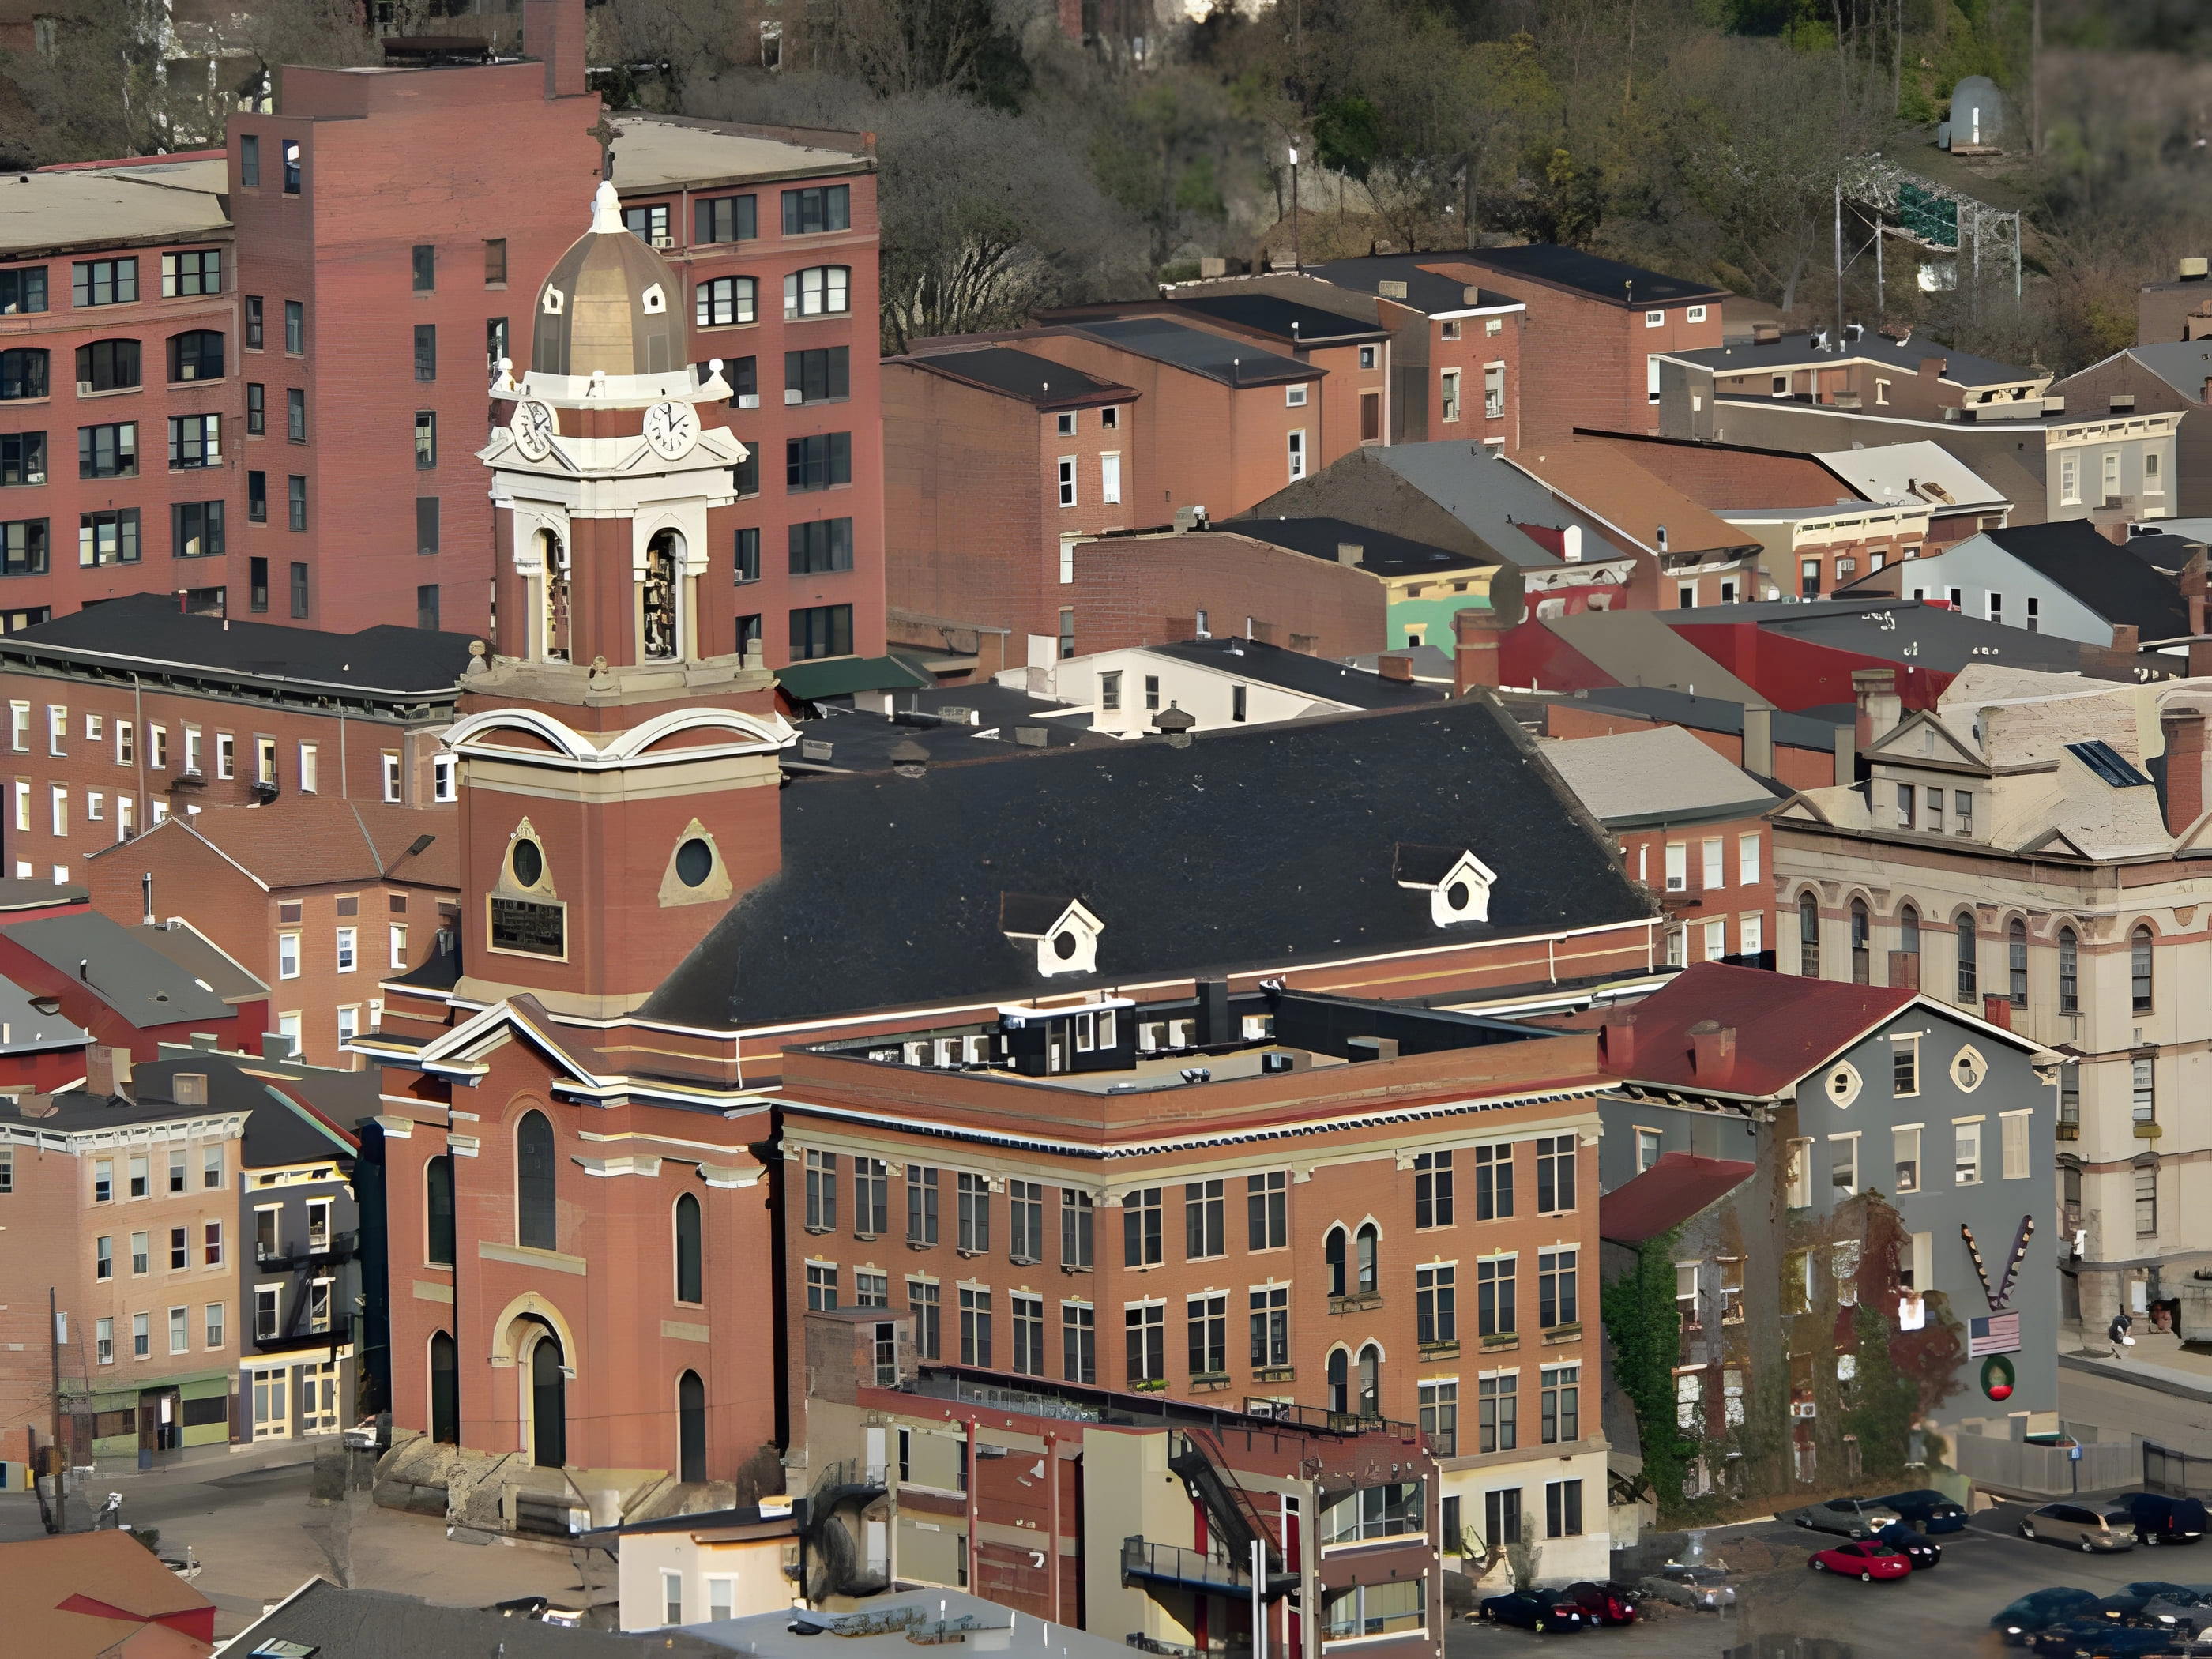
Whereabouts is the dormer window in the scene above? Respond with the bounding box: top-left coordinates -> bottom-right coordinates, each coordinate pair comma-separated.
1393,843 -> 1497,927
641,282 -> 668,315
541,286 -> 565,315
1000,893 -> 1102,976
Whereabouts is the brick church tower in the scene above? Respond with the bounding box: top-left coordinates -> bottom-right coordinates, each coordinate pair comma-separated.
449,180 -> 794,1016
367,187 -> 789,1503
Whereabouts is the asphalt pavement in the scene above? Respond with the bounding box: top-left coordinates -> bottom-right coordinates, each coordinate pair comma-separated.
1449,1496 -> 2212,1658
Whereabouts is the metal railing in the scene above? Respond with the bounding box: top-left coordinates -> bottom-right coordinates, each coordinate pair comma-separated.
1240,1398 -> 1417,1440
1123,1537 -> 1252,1595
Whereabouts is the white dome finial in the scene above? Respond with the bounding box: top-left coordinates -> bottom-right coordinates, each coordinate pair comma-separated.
591,179 -> 623,234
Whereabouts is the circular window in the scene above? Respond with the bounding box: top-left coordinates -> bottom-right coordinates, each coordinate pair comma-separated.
1052,930 -> 1079,961
1445,881 -> 1471,912
1952,1045 -> 1988,1092
1825,1063 -> 1862,1108
510,838 -> 544,889
674,837 -> 713,888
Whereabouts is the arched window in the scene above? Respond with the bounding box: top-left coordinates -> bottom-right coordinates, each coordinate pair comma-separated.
678,1370 -> 706,1484
1955,912 -> 1978,1003
1798,892 -> 1820,977
784,265 -> 850,319
426,1154 -> 455,1268
1356,1343 -> 1382,1419
539,530 -> 570,662
1849,900 -> 1872,984
2008,919 -> 2029,1008
516,1110 -> 557,1251
76,338 -> 138,393
673,1192 -> 702,1304
2058,927 -> 2079,1014
1898,904 -> 1920,957
167,329 -> 224,383
2134,925 -> 2155,1013
1324,1226 -> 1348,1299
641,529 -> 680,660
529,1328 -> 566,1468
429,1330 -> 458,1444
1354,1222 -> 1379,1296
1326,1349 -> 1349,1416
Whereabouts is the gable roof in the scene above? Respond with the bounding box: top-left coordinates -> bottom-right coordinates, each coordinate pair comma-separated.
1525,686 -> 1846,750
0,1530 -> 215,1659
1670,596 -> 2109,678
1980,521 -> 2193,639
0,911 -> 232,1028
225,1578 -> 726,1659
891,346 -> 1132,410
133,919 -> 265,1005
641,698 -> 1652,1030
1809,439 -> 2011,515
132,1052 -> 365,1164
1537,725 -> 1778,826
1451,243 -> 1729,308
1602,961 -> 1915,1096
1066,317 -> 1316,387
106,799 -> 459,891
1664,329 -> 2038,389
1141,637 -> 1447,709
1534,610 -> 1766,705
2120,340 -> 2212,403
1220,514 -> 1489,577
1366,443 -> 1627,570
1601,1151 -> 1758,1243
1507,445 -> 1761,557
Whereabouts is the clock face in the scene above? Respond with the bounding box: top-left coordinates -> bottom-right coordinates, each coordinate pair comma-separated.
511,401 -> 556,461
643,401 -> 698,461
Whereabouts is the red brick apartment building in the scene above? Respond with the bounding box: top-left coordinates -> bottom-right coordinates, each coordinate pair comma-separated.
799,1325 -> 1443,1659
0,0 -> 886,664
0,595 -> 468,889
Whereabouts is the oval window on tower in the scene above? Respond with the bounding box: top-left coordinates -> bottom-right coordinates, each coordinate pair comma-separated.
675,837 -> 713,888
510,837 -> 545,890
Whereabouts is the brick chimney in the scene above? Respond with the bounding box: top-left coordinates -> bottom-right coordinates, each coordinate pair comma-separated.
522,0 -> 588,99
1378,653 -> 1413,683
2186,545 -> 2212,677
1600,1011 -> 1636,1072
1853,667 -> 1901,748
1451,604 -> 1517,696
1742,702 -> 1774,777
1687,1019 -> 1736,1085
1918,355 -> 1947,383
2110,623 -> 2141,659
2162,708 -> 2206,837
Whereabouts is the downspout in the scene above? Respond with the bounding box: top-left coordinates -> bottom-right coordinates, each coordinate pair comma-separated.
131,672 -> 145,834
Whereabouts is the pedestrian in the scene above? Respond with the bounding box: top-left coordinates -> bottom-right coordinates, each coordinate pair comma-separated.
2109,1309 -> 2136,1357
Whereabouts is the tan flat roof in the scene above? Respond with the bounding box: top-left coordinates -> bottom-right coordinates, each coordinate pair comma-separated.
612,114 -> 871,192
0,157 -> 229,257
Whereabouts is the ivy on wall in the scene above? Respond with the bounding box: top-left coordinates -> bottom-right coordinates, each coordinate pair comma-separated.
1601,1226 -> 1696,1508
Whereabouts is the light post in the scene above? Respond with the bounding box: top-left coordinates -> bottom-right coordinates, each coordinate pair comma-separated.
1288,145 -> 1301,273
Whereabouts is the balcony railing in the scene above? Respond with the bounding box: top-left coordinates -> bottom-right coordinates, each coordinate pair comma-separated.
1124,1538 -> 1253,1596
1239,1399 -> 1417,1439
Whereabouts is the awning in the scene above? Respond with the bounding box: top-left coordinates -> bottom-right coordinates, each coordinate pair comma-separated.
776,654 -> 935,702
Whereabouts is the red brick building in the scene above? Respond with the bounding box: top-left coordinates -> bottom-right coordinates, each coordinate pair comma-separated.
0,594 -> 468,887
1063,524 -> 1389,660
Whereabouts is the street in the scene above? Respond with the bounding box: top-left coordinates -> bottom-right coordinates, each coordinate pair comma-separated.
1449,1496 -> 2210,1659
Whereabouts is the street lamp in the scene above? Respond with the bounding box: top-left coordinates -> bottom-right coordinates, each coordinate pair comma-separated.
1288,144 -> 1301,273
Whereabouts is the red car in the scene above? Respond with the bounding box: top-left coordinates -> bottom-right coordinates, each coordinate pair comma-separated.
1809,1540 -> 1914,1582
1564,1582 -> 1638,1625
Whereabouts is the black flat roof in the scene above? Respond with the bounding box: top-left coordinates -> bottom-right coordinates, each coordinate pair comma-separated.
1163,294 -> 1390,345
1070,318 -> 1316,387
1145,637 -> 1446,709
1307,254 -> 1520,317
1224,514 -> 1489,577
896,346 -> 1130,408
1456,244 -> 1729,308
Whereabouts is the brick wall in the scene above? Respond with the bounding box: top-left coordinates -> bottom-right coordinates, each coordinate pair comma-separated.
1067,530 -> 1386,658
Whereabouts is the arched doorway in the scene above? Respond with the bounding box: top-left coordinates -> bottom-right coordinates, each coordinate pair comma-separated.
642,530 -> 682,660
527,1327 -> 567,1468
429,1330 -> 458,1444
678,1370 -> 706,1484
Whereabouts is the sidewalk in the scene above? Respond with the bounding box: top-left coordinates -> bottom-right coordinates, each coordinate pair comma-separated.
71,1434 -> 319,1489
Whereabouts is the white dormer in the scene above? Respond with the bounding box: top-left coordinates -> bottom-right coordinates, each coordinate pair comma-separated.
999,893 -> 1104,976
1393,844 -> 1498,927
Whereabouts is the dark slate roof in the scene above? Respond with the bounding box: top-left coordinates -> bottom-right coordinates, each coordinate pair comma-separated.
1069,318 -> 1316,387
0,1087 -> 231,1133
1222,514 -> 1490,577
1161,294 -> 1389,345
1667,597 -> 2101,676
1454,244 -> 1729,308
1982,521 -> 2192,638
3,592 -> 476,700
2120,340 -> 2212,403
133,1052 -> 365,1164
227,1581 -> 728,1659
1666,330 -> 2037,389
1524,687 -> 1848,750
1600,1151 -> 1758,1243
788,704 -> 1112,775
899,682 -> 1096,732
895,346 -> 1131,409
1142,637 -> 1446,709
1,911 -> 231,1027
134,920 -> 265,1004
641,698 -> 1651,1029
1307,254 -> 1521,316
2122,531 -> 2211,577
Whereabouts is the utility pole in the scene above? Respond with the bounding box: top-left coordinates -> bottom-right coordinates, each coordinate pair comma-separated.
1834,175 -> 1846,348
47,1287 -> 65,1533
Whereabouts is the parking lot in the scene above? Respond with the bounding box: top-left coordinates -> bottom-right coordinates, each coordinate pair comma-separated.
1448,1496 -> 2212,1657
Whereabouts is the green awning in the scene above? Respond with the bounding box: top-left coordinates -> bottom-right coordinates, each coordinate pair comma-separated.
777,654 -> 935,702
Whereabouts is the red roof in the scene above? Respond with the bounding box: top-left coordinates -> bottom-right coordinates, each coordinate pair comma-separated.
1601,1151 -> 1757,1243
1599,961 -> 1914,1095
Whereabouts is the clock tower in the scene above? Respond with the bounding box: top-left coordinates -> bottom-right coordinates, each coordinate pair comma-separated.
449,181 -> 793,1018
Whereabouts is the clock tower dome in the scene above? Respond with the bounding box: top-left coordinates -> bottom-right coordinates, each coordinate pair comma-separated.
447,181 -> 792,1017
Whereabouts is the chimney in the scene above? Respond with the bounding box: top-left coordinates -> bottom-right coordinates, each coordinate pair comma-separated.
1687,1020 -> 1737,1085
1452,606 -> 1507,695
1379,654 -> 1413,683
1852,667 -> 1902,747
85,1046 -> 112,1098
1752,321 -> 1781,344
1600,1010 -> 1635,1072
521,0 -> 587,99
2110,623 -> 2141,660
1981,994 -> 2012,1031
1194,978 -> 1232,1046
1833,720 -> 1856,788
1742,702 -> 1775,777
1918,355 -> 1947,382
2161,709 -> 2206,837
2187,546 -> 2212,675
1335,542 -> 1364,566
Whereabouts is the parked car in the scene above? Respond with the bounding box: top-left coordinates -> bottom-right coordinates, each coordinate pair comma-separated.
2120,1495 -> 2212,1547
1808,1540 -> 1914,1581
1996,1589 -> 2106,1644
1478,1589 -> 1586,1633
1879,1488 -> 1970,1533
2033,1622 -> 2130,1658
2109,1585 -> 2212,1634
2065,1628 -> 2195,1658
1873,1521 -> 1943,1568
1638,1563 -> 1737,1611
1789,1495 -> 1905,1538
1563,1582 -> 1638,1625
2023,1503 -> 2141,1552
